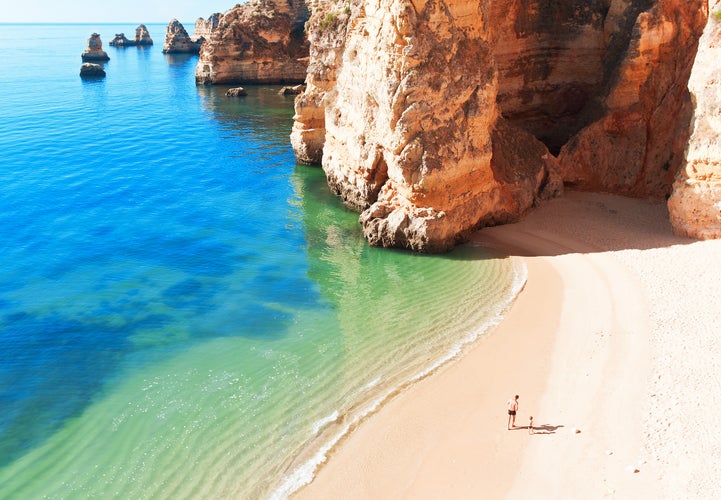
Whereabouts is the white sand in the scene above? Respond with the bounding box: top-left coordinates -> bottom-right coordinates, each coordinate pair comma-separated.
292,191 -> 721,499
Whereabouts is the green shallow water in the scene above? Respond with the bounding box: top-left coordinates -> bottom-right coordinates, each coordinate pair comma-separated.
0,166 -> 524,499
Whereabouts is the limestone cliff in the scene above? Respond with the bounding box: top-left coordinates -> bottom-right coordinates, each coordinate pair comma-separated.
292,0 -> 709,251
557,1 -> 706,198
195,0 -> 309,85
194,14 -> 222,42
668,1 -> 721,239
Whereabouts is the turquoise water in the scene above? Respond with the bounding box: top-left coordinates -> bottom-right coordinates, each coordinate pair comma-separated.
0,24 -> 525,498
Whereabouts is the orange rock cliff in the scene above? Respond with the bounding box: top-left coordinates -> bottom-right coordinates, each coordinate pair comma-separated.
201,1 -> 719,251
288,0 -> 720,251
195,0 -> 309,84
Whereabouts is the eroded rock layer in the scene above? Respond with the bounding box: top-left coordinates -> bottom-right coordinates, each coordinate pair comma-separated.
668,1 -> 721,239
194,14 -> 222,42
195,0 -> 310,85
292,0 -> 709,251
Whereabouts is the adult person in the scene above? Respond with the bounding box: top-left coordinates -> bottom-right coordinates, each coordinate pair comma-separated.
507,395 -> 519,430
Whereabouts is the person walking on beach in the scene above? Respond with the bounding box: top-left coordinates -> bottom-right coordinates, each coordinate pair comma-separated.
507,395 -> 519,430
528,415 -> 534,434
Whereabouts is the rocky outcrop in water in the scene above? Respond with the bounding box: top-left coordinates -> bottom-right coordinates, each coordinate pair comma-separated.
291,0 -> 709,252
109,33 -> 131,46
110,25 -> 154,47
134,24 -> 154,46
163,19 -> 202,54
79,62 -> 106,78
195,0 -> 309,85
668,1 -> 721,239
279,84 -> 305,95
226,87 -> 248,96
81,33 -> 109,62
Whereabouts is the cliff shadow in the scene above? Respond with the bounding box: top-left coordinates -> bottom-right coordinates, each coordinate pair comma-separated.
467,190 -> 697,258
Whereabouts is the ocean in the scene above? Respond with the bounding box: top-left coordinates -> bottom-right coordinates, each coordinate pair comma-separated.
0,23 -> 525,498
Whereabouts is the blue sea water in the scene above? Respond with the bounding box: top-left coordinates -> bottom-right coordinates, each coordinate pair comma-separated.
0,23 -> 525,498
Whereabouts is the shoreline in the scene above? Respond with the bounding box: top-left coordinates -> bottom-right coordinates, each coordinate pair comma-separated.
276,250 -> 529,499
292,191 -> 721,499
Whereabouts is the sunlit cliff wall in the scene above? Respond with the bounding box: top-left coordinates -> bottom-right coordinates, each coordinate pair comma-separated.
291,0 -> 709,251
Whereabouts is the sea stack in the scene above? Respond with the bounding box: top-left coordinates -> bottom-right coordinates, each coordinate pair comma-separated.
194,1 -> 309,85
110,25 -> 154,47
109,33 -> 131,46
81,33 -> 109,62
162,19 -> 202,54
134,24 -> 153,46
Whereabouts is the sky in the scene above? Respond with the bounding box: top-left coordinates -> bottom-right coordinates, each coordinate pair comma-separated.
1,1 -> 240,24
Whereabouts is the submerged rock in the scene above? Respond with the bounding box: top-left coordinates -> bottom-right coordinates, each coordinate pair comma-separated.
81,33 -> 109,62
226,87 -> 247,97
279,84 -> 305,95
80,62 -> 106,78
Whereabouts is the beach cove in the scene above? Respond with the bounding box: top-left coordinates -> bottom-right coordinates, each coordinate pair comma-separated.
0,23 -> 529,498
294,191 -> 721,499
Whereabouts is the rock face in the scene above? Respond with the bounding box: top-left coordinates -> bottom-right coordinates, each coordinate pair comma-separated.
556,2 -> 706,198
195,0 -> 310,85
79,62 -> 106,78
163,19 -> 202,54
81,33 -> 109,62
291,0 -> 709,252
668,1 -> 721,239
194,14 -> 222,42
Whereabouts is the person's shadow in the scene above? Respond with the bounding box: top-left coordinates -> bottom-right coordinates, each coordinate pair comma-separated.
530,424 -> 564,435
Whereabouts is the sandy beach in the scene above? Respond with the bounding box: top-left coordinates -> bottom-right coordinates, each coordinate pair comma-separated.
293,191 -> 721,499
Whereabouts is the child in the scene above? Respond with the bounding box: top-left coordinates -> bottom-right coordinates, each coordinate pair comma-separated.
528,415 -> 534,434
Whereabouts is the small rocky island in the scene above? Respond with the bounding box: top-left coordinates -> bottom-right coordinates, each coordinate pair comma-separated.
109,24 -> 154,47
81,33 -> 109,62
163,19 -> 200,54
162,15 -> 221,54
79,63 -> 105,78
